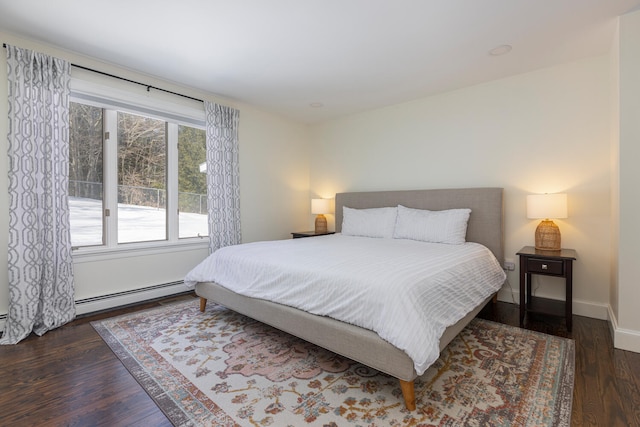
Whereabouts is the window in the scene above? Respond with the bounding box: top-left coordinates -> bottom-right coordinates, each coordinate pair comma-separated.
69,102 -> 104,247
178,125 -> 207,239
69,99 -> 208,250
117,111 -> 167,243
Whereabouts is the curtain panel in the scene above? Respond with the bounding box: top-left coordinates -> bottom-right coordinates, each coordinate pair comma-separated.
204,102 -> 241,253
1,45 -> 76,344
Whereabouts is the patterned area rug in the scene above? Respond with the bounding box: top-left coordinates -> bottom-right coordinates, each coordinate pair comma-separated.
92,300 -> 574,426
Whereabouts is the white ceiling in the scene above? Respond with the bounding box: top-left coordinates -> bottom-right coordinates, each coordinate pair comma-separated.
0,0 -> 639,123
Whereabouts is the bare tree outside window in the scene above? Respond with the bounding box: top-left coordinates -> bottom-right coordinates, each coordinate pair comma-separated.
178,125 -> 207,238
117,112 -> 167,243
69,102 -> 103,247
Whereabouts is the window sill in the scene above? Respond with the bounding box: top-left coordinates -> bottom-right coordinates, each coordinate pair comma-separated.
72,238 -> 209,263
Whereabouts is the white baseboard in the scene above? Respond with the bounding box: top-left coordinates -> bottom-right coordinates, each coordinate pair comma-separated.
608,305 -> 640,353
0,281 -> 189,334
496,287 -> 609,320
498,287 -> 640,353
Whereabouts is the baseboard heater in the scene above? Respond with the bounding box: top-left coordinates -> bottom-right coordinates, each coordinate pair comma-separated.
75,280 -> 189,316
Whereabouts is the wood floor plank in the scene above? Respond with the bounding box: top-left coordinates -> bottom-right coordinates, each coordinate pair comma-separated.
588,318 -> 628,426
1,295 -> 638,426
614,350 -> 640,426
577,317 -> 610,425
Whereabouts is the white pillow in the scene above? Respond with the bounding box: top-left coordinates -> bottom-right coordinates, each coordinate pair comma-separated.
393,205 -> 471,244
341,206 -> 398,238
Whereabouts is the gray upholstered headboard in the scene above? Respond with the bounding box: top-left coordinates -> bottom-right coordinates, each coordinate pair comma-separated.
335,188 -> 504,263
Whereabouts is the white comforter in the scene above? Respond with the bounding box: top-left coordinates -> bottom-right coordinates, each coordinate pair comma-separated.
184,234 -> 506,375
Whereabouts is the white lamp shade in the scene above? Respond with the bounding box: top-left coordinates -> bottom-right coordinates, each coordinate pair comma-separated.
526,193 -> 568,219
311,198 -> 331,215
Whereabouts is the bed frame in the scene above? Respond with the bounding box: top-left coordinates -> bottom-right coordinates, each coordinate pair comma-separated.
196,187 -> 504,411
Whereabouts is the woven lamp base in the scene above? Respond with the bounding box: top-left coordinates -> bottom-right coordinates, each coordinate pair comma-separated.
315,214 -> 327,234
535,220 -> 561,251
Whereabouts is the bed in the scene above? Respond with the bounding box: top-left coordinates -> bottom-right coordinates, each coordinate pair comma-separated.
185,187 -> 505,411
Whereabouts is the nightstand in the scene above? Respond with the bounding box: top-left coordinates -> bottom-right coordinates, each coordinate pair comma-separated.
291,231 -> 335,239
517,246 -> 577,331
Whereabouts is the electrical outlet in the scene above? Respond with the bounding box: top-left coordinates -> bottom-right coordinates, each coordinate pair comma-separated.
503,260 -> 516,271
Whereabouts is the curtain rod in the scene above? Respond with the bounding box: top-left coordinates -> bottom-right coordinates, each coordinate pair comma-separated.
2,42 -> 204,104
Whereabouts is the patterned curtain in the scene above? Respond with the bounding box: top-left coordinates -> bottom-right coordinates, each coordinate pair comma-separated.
204,102 -> 241,253
1,46 -> 76,344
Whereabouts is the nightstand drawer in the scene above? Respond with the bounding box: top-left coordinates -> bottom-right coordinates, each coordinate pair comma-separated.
527,258 -> 563,275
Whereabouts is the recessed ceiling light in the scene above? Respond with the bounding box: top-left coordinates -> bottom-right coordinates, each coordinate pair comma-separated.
309,102 -> 324,108
489,45 -> 512,56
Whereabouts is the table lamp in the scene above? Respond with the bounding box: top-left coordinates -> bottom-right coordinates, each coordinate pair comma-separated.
526,193 -> 568,251
311,198 -> 331,234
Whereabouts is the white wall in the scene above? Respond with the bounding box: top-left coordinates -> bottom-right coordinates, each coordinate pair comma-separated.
610,19 -> 621,334
0,32 -> 311,316
310,55 -> 613,320
613,10 -> 640,352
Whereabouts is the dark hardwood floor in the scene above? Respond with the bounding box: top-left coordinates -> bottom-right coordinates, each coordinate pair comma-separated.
0,294 -> 196,427
0,295 -> 639,426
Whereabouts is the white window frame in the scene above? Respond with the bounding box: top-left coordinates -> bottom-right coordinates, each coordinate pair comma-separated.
70,71 -> 209,262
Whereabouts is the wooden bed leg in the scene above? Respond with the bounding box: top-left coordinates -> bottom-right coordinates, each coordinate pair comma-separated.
199,297 -> 207,312
399,379 -> 416,411
492,293 -> 498,304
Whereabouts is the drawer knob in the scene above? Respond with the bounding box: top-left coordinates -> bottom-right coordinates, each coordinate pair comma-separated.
541,264 -> 548,270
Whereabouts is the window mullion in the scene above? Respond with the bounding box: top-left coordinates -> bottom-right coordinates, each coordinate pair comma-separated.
167,123 -> 179,242
103,109 -> 119,247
